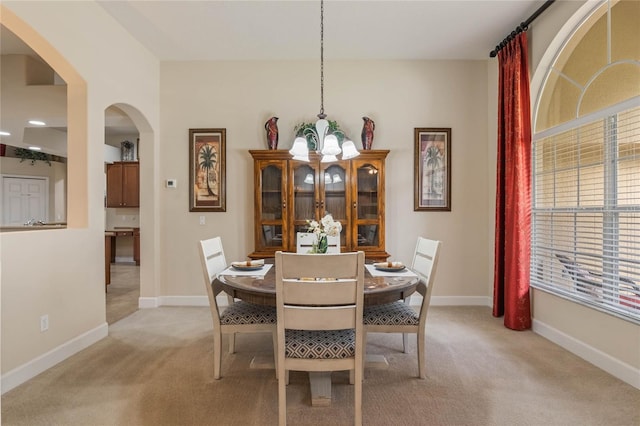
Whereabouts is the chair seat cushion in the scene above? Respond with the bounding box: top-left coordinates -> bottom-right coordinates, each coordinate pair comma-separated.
363,301 -> 419,326
285,329 -> 355,359
220,301 -> 277,325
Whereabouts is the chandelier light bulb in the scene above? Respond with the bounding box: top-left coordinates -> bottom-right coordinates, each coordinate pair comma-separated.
341,140 -> 360,159
290,137 -> 310,162
321,135 -> 341,156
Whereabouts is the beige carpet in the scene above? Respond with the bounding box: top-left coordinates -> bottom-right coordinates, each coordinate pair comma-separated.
2,306 -> 639,426
106,263 -> 140,325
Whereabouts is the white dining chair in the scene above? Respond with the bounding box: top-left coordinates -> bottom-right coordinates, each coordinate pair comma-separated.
363,237 -> 441,379
275,251 -> 365,426
296,232 -> 340,253
198,237 -> 278,379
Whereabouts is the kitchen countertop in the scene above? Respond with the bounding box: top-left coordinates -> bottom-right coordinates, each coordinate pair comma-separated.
105,227 -> 138,234
1,223 -> 67,232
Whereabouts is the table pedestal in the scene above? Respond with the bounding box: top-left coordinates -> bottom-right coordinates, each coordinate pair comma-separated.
249,354 -> 389,407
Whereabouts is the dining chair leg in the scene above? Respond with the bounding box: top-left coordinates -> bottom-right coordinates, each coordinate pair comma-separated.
225,295 -> 236,354
213,332 -> 222,380
402,333 -> 409,353
278,366 -> 287,426
272,330 -> 278,379
228,332 -> 236,354
355,360 -> 363,426
417,332 -> 426,379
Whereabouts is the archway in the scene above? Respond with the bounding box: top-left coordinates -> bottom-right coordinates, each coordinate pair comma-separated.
103,102 -> 155,320
104,104 -> 142,324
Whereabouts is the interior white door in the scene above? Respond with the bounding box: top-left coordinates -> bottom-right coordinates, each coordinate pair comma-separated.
2,176 -> 48,225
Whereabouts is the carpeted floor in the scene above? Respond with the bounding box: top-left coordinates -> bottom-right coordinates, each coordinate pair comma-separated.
2,305 -> 638,425
106,263 -> 140,325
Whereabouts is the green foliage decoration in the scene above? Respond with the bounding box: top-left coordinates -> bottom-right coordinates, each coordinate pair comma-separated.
15,148 -> 52,166
294,120 -> 346,150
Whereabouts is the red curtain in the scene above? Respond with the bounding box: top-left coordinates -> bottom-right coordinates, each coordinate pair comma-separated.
493,32 -> 532,330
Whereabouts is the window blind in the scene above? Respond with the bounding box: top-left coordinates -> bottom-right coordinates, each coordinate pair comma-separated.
531,104 -> 640,323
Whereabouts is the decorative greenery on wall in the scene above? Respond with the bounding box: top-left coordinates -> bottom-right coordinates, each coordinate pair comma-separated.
14,148 -> 52,166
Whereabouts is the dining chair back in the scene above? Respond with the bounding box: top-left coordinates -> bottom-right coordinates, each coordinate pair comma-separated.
199,237 -> 277,379
275,250 -> 365,426
296,232 -> 340,253
363,237 -> 441,379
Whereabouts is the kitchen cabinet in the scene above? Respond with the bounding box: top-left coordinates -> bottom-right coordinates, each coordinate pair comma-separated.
106,161 -> 139,207
249,150 -> 389,261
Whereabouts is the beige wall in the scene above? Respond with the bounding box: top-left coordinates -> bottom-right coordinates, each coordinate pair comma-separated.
159,59 -> 492,300
0,1 -> 160,380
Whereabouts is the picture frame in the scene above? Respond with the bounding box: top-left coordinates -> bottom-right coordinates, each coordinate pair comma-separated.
189,128 -> 226,212
414,127 -> 451,211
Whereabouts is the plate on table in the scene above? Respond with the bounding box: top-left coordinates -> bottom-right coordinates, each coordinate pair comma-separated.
373,262 -> 406,272
231,260 -> 264,271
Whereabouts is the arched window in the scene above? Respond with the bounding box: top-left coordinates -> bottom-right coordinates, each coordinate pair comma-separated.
531,0 -> 640,322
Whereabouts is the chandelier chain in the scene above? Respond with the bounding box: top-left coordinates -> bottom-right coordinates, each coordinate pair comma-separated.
318,0 -> 326,119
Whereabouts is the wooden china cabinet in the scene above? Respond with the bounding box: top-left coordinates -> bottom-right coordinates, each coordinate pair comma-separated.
249,149 -> 390,261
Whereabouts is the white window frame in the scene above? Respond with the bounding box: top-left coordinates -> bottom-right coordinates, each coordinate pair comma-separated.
531,98 -> 640,324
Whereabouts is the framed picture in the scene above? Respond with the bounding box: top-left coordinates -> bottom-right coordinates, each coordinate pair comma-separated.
189,128 -> 226,212
414,128 -> 451,211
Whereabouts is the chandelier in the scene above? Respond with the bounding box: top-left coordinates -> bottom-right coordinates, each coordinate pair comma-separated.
289,0 -> 359,163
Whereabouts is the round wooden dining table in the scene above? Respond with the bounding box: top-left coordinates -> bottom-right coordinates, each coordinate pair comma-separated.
215,264 -> 418,307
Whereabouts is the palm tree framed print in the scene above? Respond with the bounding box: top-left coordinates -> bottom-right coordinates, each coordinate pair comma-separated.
414,128 -> 451,211
189,128 -> 226,212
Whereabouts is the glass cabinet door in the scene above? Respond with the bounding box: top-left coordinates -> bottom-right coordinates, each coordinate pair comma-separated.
258,163 -> 285,249
321,163 -> 348,248
354,161 -> 381,248
291,161 -> 318,234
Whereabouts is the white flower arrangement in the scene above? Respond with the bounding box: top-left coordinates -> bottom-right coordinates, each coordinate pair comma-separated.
307,213 -> 342,237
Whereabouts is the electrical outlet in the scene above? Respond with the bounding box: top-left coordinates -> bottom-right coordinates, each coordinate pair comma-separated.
199,216 -> 205,225
40,315 -> 49,332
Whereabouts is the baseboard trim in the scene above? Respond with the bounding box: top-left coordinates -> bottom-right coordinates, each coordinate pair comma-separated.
158,295 -> 211,307
533,319 -> 640,390
1,322 -> 108,395
138,297 -> 159,308
429,295 -> 492,307
140,295 -> 228,308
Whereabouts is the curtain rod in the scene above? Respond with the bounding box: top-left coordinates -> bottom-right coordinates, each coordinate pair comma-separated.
489,0 -> 555,58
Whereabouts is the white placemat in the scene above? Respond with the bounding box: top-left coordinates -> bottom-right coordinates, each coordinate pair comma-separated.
365,264 -> 418,278
218,264 -> 273,277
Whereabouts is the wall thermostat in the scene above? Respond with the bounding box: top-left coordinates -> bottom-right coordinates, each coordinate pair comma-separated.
166,179 -> 177,188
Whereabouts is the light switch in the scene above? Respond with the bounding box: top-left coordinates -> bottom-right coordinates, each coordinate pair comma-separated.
199,216 -> 205,225
166,179 -> 177,188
